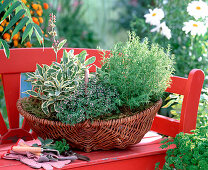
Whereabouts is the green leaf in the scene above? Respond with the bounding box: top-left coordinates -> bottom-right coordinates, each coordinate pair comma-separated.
22,23 -> 33,43
38,137 -> 45,145
44,139 -> 54,145
38,94 -> 48,100
55,91 -> 61,96
62,50 -> 69,63
33,23 -> 43,38
62,80 -> 73,88
44,81 -> 56,87
11,17 -> 29,39
47,68 -> 57,75
24,90 -> 38,97
162,100 -> 176,108
41,101 -> 49,114
0,1 -> 21,24
0,39 -> 10,58
0,0 -> 11,14
53,77 -> 61,88
3,9 -> 25,34
33,23 -> 43,45
57,39 -> 67,51
57,95 -> 66,100
56,70 -> 62,82
84,56 -> 96,66
36,64 -> 43,77
53,62 -> 62,69
46,99 -> 55,107
32,143 -> 39,147
78,50 -> 87,64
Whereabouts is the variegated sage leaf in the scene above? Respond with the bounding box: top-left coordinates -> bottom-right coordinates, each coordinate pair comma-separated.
24,90 -> 38,97
84,56 -> 96,66
44,81 -> 56,87
77,50 -> 87,64
36,64 -> 43,77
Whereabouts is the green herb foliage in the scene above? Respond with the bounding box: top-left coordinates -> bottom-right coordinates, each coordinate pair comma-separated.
156,125 -> 208,170
56,75 -> 121,125
24,49 -> 95,115
53,139 -> 70,154
100,32 -> 174,109
32,137 -> 70,154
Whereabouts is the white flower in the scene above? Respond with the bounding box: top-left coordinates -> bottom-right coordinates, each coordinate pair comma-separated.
151,22 -> 172,39
187,0 -> 208,19
182,20 -> 207,36
144,8 -> 165,26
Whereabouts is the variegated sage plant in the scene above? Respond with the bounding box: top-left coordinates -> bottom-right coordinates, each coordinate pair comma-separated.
24,49 -> 95,114
24,13 -> 96,115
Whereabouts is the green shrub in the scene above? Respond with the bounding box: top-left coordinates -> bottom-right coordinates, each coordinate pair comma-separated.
156,125 -> 208,170
55,75 -> 121,125
100,32 -> 174,109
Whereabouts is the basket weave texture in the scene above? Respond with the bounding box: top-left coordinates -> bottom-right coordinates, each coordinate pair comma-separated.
17,98 -> 162,152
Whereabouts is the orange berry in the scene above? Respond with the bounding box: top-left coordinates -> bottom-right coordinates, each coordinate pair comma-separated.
26,42 -> 32,48
27,5 -> 30,8
45,34 -> 48,37
30,10 -> 34,15
3,33 -> 10,42
0,26 -> 3,32
39,17 -> 43,23
21,0 -> 27,4
12,33 -> 19,40
32,4 -> 38,10
37,4 -> 42,10
36,10 -> 43,16
13,40 -> 18,47
43,3 -> 49,10
32,17 -> 39,25
22,26 -> 26,32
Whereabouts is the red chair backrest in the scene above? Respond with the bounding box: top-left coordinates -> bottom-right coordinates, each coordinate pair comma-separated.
0,48 -> 204,144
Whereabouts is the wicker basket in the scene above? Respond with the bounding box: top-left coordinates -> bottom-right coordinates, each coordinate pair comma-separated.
17,98 -> 162,152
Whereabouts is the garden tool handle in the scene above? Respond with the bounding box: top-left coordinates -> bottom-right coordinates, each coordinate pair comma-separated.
12,146 -> 42,153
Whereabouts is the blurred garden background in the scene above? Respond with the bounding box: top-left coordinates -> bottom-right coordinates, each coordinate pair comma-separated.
0,0 -> 208,128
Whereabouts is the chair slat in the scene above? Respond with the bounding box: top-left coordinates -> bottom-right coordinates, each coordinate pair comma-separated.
0,48 -> 102,74
165,76 -> 187,95
151,115 -> 180,137
2,73 -> 20,129
21,119 -> 31,131
180,69 -> 204,133
0,112 -> 8,136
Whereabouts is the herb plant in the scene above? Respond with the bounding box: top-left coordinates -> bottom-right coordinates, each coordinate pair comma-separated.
24,49 -> 95,115
100,32 -> 174,110
156,125 -> 208,170
24,14 -> 96,115
55,75 -> 121,125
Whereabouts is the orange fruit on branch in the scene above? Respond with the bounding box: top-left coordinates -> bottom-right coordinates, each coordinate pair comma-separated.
43,3 -> 49,10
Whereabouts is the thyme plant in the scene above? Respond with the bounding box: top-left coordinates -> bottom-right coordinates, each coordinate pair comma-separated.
55,75 -> 121,125
100,32 -> 174,110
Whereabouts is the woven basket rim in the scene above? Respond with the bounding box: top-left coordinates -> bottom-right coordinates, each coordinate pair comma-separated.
17,97 -> 162,127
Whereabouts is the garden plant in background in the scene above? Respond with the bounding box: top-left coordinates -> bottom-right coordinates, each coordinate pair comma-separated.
49,0 -> 98,48
130,0 -> 208,80
0,0 -> 46,55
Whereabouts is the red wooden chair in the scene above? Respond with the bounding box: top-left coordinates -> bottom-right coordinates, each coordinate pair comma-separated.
0,48 -> 204,169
